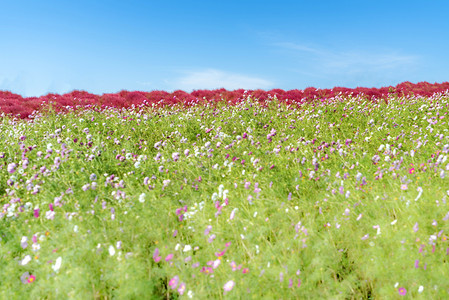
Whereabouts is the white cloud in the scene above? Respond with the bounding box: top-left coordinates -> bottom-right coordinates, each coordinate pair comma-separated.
173,69 -> 274,91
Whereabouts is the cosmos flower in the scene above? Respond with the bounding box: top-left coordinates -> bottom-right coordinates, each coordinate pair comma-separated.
153,248 -> 161,262
20,272 -> 35,284
52,257 -> 62,272
21,255 -> 32,266
7,163 -> 17,174
139,193 -> 146,203
178,282 -> 186,295
169,275 -> 179,289
223,280 -> 235,293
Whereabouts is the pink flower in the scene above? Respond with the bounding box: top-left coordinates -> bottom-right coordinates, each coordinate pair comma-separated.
398,287 -> 407,296
153,248 -> 161,262
178,282 -> 186,295
215,248 -> 226,257
20,272 -> 36,284
169,275 -> 179,289
201,266 -> 214,274
223,280 -> 235,293
33,209 -> 39,218
204,225 -> 212,236
165,253 -> 174,261
7,163 -> 17,174
413,222 -> 419,232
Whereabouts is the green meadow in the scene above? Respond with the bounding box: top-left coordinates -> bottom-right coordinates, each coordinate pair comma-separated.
1,95 -> 449,299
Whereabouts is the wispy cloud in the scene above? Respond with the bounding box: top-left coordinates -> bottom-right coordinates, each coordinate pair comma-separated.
276,42 -> 419,74
271,41 -> 421,88
171,69 -> 275,91
0,72 -> 72,97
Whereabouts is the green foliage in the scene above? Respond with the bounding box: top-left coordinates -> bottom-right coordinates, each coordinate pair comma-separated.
1,94 -> 449,298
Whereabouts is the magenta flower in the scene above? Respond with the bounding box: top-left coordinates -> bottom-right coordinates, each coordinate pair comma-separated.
398,287 -> 407,296
201,266 -> 214,274
165,253 -> 174,261
33,209 -> 39,218
20,272 -> 35,284
168,275 -> 179,289
215,249 -> 227,257
153,248 -> 161,262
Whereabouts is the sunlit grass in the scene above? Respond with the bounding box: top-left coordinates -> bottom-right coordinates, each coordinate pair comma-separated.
1,94 -> 449,298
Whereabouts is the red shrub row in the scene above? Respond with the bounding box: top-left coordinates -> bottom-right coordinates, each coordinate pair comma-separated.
1,81 -> 449,119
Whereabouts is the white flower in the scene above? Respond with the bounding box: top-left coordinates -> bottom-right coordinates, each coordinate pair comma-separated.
21,255 -> 31,266
218,184 -> 224,197
139,193 -> 146,203
183,245 -> 192,252
52,257 -> 62,272
187,290 -> 194,298
32,243 -> 40,251
109,245 -> 116,256
45,210 -> 55,220
74,225 -> 78,232
211,192 -> 218,201
212,259 -> 221,269
418,286 -> 424,293
230,208 -> 238,220
20,236 -> 28,245
223,280 -> 235,292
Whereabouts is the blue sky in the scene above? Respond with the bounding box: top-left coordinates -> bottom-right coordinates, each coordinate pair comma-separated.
1,0 -> 448,97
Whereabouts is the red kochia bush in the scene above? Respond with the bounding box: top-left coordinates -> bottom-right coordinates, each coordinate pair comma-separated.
1,81 -> 449,119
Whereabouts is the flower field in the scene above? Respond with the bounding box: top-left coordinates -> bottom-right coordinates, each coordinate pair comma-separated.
1,82 -> 449,298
